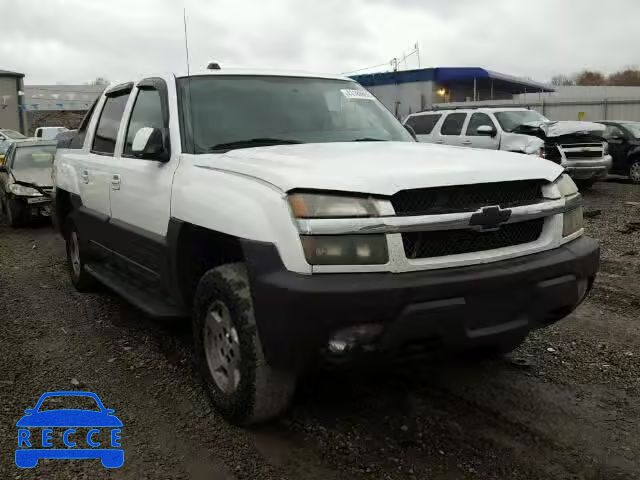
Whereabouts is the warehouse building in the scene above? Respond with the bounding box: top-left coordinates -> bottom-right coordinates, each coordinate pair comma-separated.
0,69 -> 27,134
351,67 -> 553,120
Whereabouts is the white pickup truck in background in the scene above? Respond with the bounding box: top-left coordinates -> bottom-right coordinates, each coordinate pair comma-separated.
404,108 -> 612,187
52,69 -> 599,424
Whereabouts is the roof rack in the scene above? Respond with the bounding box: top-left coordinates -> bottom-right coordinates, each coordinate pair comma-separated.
414,105 -> 535,114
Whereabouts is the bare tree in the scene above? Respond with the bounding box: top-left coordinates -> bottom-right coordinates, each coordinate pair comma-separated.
607,69 -> 640,86
573,70 -> 606,86
550,74 -> 575,86
89,77 -> 109,86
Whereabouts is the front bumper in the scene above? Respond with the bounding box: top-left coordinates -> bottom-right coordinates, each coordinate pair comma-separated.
564,155 -> 612,180
243,237 -> 600,371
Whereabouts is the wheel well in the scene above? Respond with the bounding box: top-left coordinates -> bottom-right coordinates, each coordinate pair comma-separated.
174,224 -> 244,306
54,189 -> 72,234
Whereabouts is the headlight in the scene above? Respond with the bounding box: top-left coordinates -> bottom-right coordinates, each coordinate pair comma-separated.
9,183 -> 42,197
301,235 -> 388,265
289,193 -> 379,218
563,206 -> 584,237
555,174 -> 578,197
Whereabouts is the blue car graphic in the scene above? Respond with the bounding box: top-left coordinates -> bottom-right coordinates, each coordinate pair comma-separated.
15,391 -> 123,468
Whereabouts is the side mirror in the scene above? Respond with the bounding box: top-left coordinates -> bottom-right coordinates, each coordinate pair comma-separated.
24,409 -> 34,414
105,409 -> 115,414
0,165 -> 7,173
404,124 -> 417,141
476,125 -> 497,137
131,127 -> 168,161
610,134 -> 625,142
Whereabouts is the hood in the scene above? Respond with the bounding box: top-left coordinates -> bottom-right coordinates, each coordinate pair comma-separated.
16,410 -> 123,427
11,168 -> 53,187
192,142 -> 563,195
514,120 -> 605,138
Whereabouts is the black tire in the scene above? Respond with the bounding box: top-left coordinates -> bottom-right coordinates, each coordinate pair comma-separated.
64,219 -> 96,292
6,198 -> 27,227
193,263 -> 296,425
575,178 -> 597,190
630,158 -> 640,185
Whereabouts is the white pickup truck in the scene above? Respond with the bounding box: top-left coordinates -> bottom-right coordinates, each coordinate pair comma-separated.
53,69 -> 599,425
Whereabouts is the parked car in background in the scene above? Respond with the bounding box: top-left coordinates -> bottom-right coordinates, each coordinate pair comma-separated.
35,126 -> 69,141
403,108 -> 612,187
0,128 -> 28,155
595,121 -> 640,184
53,69 -> 598,424
0,140 -> 56,226
55,129 -> 78,149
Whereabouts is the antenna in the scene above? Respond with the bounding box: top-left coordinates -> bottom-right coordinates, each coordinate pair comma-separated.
183,7 -> 196,154
183,8 -> 191,76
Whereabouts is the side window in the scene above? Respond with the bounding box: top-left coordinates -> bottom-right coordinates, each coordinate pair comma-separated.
70,98 -> 100,149
36,129 -> 42,138
465,113 -> 495,136
440,113 -> 467,136
604,125 -> 624,140
406,114 -> 442,135
91,92 -> 130,155
123,88 -> 164,155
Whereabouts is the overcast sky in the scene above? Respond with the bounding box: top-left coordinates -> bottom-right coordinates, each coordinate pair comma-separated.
0,0 -> 637,85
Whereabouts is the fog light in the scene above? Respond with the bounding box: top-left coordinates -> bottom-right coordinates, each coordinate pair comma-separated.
301,235 -> 388,265
327,324 -> 384,354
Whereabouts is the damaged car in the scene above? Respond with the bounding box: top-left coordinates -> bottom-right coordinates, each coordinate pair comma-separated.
404,108 -> 612,187
0,140 -> 56,227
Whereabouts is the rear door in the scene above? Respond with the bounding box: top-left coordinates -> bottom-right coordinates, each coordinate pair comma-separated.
462,112 -> 499,150
435,112 -> 468,146
405,113 -> 442,143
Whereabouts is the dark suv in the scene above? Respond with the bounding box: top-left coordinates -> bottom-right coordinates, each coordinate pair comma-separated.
596,121 -> 640,184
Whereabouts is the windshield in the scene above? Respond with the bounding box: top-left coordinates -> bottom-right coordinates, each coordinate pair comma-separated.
12,145 -> 56,172
494,110 -> 549,132
621,122 -> 640,139
1,130 -> 27,140
178,76 -> 413,153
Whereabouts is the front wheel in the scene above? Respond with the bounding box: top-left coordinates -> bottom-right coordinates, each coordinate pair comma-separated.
193,263 -> 296,425
630,158 -> 640,184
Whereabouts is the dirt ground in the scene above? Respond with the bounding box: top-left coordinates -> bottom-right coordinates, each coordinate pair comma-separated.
0,178 -> 639,480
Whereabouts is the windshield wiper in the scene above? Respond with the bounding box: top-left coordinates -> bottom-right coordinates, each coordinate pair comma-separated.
206,138 -> 302,152
351,137 -> 389,142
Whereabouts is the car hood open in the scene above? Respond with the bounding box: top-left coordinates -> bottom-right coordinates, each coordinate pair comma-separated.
514,120 -> 605,138
192,142 -> 563,195
12,168 -> 53,187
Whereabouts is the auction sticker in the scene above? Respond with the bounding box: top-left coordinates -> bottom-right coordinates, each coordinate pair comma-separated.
341,89 -> 375,100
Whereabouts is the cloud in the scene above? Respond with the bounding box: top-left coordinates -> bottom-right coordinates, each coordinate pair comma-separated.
0,0 -> 638,84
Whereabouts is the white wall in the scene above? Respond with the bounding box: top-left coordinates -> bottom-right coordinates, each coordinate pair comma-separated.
364,81 -> 435,119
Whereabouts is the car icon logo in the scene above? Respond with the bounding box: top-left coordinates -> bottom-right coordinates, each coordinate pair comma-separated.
469,205 -> 512,231
15,391 -> 123,468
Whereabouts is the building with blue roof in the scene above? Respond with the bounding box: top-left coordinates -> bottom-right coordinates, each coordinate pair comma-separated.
351,67 -> 553,120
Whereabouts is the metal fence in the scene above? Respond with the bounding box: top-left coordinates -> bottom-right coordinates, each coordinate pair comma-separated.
431,98 -> 640,122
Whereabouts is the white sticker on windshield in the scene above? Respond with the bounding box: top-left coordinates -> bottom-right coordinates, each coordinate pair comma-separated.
341,89 -> 375,101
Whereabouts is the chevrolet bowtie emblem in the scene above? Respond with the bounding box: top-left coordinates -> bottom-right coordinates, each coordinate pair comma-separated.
469,206 -> 512,231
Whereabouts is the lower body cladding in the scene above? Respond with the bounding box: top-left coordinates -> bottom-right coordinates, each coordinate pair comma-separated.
564,155 -> 612,181
243,237 -> 600,371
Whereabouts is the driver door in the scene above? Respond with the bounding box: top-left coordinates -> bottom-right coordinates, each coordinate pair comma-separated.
603,124 -> 630,175
462,112 -> 500,150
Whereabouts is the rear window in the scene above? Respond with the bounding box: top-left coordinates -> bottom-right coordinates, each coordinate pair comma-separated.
440,113 -> 467,136
405,114 -> 441,135
91,93 -> 130,155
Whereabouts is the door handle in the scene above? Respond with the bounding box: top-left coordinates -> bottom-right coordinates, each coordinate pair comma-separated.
435,140 -> 445,144
81,169 -> 89,184
462,140 -> 472,145
111,174 -> 121,190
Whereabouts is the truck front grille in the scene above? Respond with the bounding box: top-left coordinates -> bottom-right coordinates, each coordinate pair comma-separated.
402,218 -> 544,259
560,143 -> 604,160
391,180 -> 544,216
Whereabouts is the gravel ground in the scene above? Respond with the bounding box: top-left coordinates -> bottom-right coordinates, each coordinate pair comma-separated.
0,178 -> 639,480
